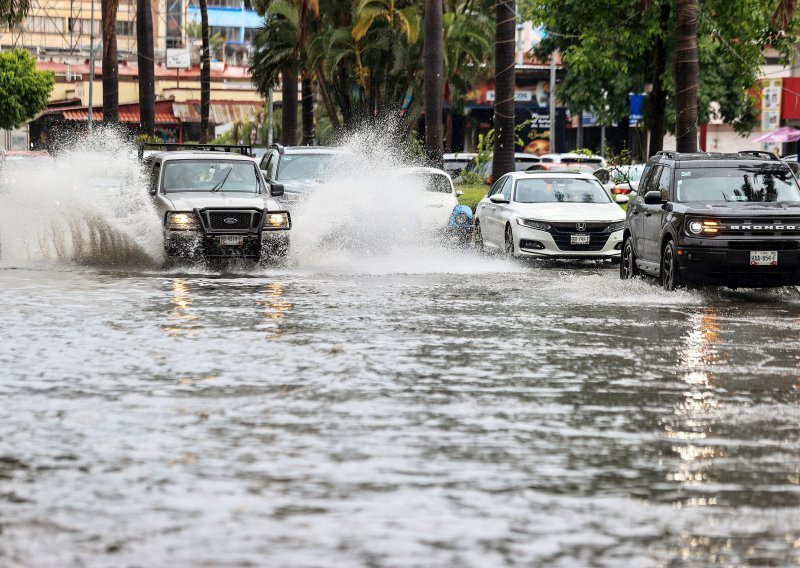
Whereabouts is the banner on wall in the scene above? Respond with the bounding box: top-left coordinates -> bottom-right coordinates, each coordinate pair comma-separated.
760,78 -> 783,132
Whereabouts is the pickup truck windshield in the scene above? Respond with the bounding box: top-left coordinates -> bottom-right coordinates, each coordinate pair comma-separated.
676,167 -> 800,203
163,160 -> 260,193
515,177 -> 612,204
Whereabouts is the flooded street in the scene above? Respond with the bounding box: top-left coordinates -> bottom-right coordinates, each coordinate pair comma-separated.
1,136 -> 800,566
1,259 -> 800,566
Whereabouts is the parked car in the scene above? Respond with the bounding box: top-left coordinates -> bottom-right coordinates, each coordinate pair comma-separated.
396,166 -> 473,243
443,152 -> 476,177
474,171 -> 626,259
141,144 -> 290,262
539,152 -> 607,168
469,153 -> 543,185
620,150 -> 800,289
606,164 -> 646,196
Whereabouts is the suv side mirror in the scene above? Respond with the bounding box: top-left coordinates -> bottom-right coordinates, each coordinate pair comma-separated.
643,190 -> 665,205
489,193 -> 509,204
270,182 -> 285,197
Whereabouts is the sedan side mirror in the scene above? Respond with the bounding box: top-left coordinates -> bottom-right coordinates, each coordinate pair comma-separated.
270,183 -> 285,197
594,168 -> 611,184
489,193 -> 509,204
615,194 -> 630,204
455,190 -> 463,197
643,190 -> 665,205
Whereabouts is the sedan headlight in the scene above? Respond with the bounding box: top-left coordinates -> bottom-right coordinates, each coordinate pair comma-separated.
165,211 -> 199,230
264,211 -> 291,229
517,218 -> 551,231
607,222 -> 625,232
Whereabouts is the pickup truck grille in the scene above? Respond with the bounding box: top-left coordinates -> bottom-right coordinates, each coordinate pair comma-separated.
199,209 -> 263,233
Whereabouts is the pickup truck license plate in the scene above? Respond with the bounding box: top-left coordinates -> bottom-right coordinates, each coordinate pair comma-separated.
219,235 -> 244,246
570,234 -> 591,245
750,251 -> 778,266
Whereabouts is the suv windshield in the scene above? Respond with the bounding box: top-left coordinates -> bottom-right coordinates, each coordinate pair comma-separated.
163,160 -> 260,193
277,153 -> 359,182
676,166 -> 800,203
515,177 -> 612,203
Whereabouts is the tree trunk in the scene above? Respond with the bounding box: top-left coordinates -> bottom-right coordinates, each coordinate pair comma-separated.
101,0 -> 119,124
281,66 -> 298,145
136,0 -> 155,136
647,0 -> 670,157
315,67 -> 340,129
492,0 -> 516,180
199,0 -> 211,143
675,0 -> 698,152
301,74 -> 314,145
424,0 -> 444,166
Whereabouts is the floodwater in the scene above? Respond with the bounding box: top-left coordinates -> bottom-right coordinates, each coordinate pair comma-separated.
1,135 -> 800,566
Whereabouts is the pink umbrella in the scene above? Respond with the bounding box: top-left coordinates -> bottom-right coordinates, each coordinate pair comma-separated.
752,126 -> 800,143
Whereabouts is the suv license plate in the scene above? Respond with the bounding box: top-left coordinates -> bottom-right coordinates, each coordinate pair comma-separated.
750,251 -> 778,266
219,235 -> 244,246
570,234 -> 591,245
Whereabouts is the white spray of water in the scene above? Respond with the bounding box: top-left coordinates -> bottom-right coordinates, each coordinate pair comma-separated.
286,123 -> 520,275
0,129 -> 163,268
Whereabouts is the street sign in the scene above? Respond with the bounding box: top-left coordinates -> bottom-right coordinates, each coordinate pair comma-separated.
166,48 -> 191,69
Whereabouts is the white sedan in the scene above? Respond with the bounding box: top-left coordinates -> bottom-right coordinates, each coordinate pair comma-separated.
474,171 -> 627,259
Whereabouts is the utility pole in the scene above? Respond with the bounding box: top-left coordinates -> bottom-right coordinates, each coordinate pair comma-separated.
549,51 -> 556,153
88,0 -> 95,132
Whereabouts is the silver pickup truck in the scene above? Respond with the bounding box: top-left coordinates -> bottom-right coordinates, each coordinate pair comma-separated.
142,148 -> 290,263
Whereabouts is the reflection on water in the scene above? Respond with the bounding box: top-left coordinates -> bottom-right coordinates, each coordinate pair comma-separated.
164,278 -> 199,337
258,282 -> 293,339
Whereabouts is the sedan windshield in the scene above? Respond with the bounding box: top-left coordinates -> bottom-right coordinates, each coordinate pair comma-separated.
163,160 -> 260,193
515,177 -> 612,203
276,153 -> 361,181
676,167 -> 800,203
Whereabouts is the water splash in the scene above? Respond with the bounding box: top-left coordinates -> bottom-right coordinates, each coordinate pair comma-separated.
0,128 -> 163,268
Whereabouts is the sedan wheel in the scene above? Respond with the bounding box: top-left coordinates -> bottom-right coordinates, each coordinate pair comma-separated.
474,221 -> 484,252
504,225 -> 515,257
661,240 -> 682,291
620,238 -> 638,279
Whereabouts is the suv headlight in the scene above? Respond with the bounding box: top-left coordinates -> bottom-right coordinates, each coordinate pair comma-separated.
686,219 -> 720,236
517,218 -> 551,231
264,211 -> 291,229
165,212 -> 199,230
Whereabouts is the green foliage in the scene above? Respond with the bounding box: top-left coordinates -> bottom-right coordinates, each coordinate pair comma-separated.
185,21 -> 225,58
455,182 -> 488,211
0,0 -> 29,27
0,50 -> 54,130
521,0 -> 800,136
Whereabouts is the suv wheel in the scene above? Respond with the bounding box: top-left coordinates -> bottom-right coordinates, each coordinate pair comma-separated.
474,220 -> 484,252
661,240 -> 682,291
620,238 -> 638,279
504,225 -> 515,257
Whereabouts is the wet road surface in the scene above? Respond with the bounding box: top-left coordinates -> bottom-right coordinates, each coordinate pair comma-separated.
1,258 -> 799,567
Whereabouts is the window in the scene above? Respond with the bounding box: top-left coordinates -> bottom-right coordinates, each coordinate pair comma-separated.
24,16 -> 65,33
116,20 -> 134,35
501,176 -> 513,201
208,0 -> 241,7
162,160 -> 261,193
675,167 -> 800,203
488,176 -> 505,196
210,25 -> 240,41
149,162 -> 161,194
641,165 -> 662,195
657,166 -> 672,199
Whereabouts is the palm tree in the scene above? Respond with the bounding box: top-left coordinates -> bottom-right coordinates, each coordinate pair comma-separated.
101,0 -> 119,123
199,0 -> 211,143
424,0 -> 444,163
492,0 -> 515,180
136,0 -> 155,136
0,0 -> 29,27
674,0 -> 697,152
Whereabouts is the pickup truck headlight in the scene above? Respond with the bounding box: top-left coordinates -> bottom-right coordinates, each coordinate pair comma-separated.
165,212 -> 199,230
264,212 -> 291,229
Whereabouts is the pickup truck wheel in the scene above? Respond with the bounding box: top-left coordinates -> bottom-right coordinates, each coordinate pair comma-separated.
661,240 -> 682,291
620,238 -> 638,279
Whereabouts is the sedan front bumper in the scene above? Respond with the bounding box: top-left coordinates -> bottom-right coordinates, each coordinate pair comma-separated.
513,225 -> 623,258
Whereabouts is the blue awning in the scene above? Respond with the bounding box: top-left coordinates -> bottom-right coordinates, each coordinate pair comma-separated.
187,6 -> 262,29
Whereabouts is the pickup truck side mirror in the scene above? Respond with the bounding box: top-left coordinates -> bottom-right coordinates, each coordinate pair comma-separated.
270,182 -> 285,197
643,190 -> 665,205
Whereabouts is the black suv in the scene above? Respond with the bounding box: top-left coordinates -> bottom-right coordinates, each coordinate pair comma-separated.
620,151 -> 800,289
